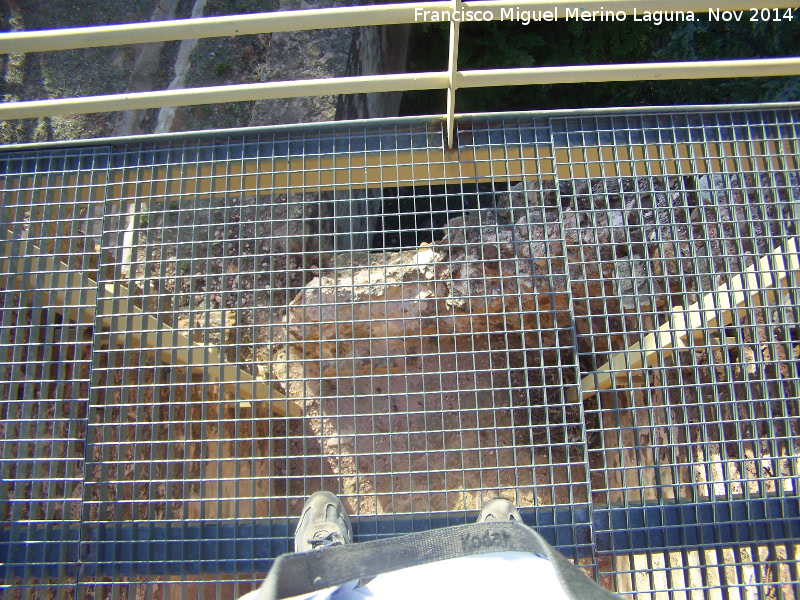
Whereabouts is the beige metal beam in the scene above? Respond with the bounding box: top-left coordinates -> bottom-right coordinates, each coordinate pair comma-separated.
0,3 -> 446,53
458,57 -> 800,88
445,0 -> 461,150
0,228 -> 302,417
0,72 -> 449,121
13,140 -> 781,202
578,237 -> 800,400
98,140 -> 792,198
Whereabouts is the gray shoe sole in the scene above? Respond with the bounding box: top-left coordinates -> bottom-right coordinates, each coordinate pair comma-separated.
477,497 -> 523,523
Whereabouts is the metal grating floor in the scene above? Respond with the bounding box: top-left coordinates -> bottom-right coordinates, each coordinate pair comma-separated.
1,105 -> 799,599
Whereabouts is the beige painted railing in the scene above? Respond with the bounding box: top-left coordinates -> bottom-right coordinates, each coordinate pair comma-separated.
1,0 -> 799,147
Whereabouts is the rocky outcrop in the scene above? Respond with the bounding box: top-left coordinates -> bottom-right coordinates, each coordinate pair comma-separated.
335,23 -> 411,120
267,172 -> 799,386
249,0 -> 354,126
268,182 -> 572,383
249,0 -> 410,126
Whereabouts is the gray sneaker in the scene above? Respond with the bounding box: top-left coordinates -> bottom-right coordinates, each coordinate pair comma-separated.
294,491 -> 353,553
477,497 -> 523,523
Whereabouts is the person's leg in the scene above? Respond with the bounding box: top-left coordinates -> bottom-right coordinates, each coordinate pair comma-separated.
265,493 -> 618,600
294,490 -> 353,552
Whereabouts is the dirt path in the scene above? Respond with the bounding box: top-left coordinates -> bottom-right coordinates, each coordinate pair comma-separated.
114,0 -> 181,136
154,0 -> 209,133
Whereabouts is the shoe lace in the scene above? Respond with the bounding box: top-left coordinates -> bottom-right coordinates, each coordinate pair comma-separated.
309,531 -> 343,549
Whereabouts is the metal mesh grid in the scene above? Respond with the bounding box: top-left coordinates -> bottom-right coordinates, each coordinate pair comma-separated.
552,111 -> 800,597
0,147 -> 107,598
75,122 -> 590,597
1,106 -> 798,600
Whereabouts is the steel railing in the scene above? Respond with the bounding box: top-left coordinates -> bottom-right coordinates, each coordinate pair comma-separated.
1,0 -> 799,148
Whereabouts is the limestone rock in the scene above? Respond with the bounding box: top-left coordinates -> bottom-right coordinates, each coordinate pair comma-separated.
496,178 -> 559,224
614,255 -> 666,310
267,172 -> 798,385
271,203 -> 574,379
249,0 -> 354,126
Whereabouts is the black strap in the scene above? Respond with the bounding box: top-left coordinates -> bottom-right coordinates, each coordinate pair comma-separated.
254,522 -> 622,600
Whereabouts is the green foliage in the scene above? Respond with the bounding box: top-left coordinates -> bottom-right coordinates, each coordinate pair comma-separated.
214,61 -> 232,77
458,21 -> 545,69
649,15 -> 800,104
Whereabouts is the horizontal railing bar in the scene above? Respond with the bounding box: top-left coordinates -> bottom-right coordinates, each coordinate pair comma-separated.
0,72 -> 449,120
0,0 -> 795,54
458,57 -> 800,87
2,56 -> 799,121
0,3 -> 445,54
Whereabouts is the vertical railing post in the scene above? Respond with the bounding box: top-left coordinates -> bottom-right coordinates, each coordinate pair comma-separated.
445,0 -> 460,149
